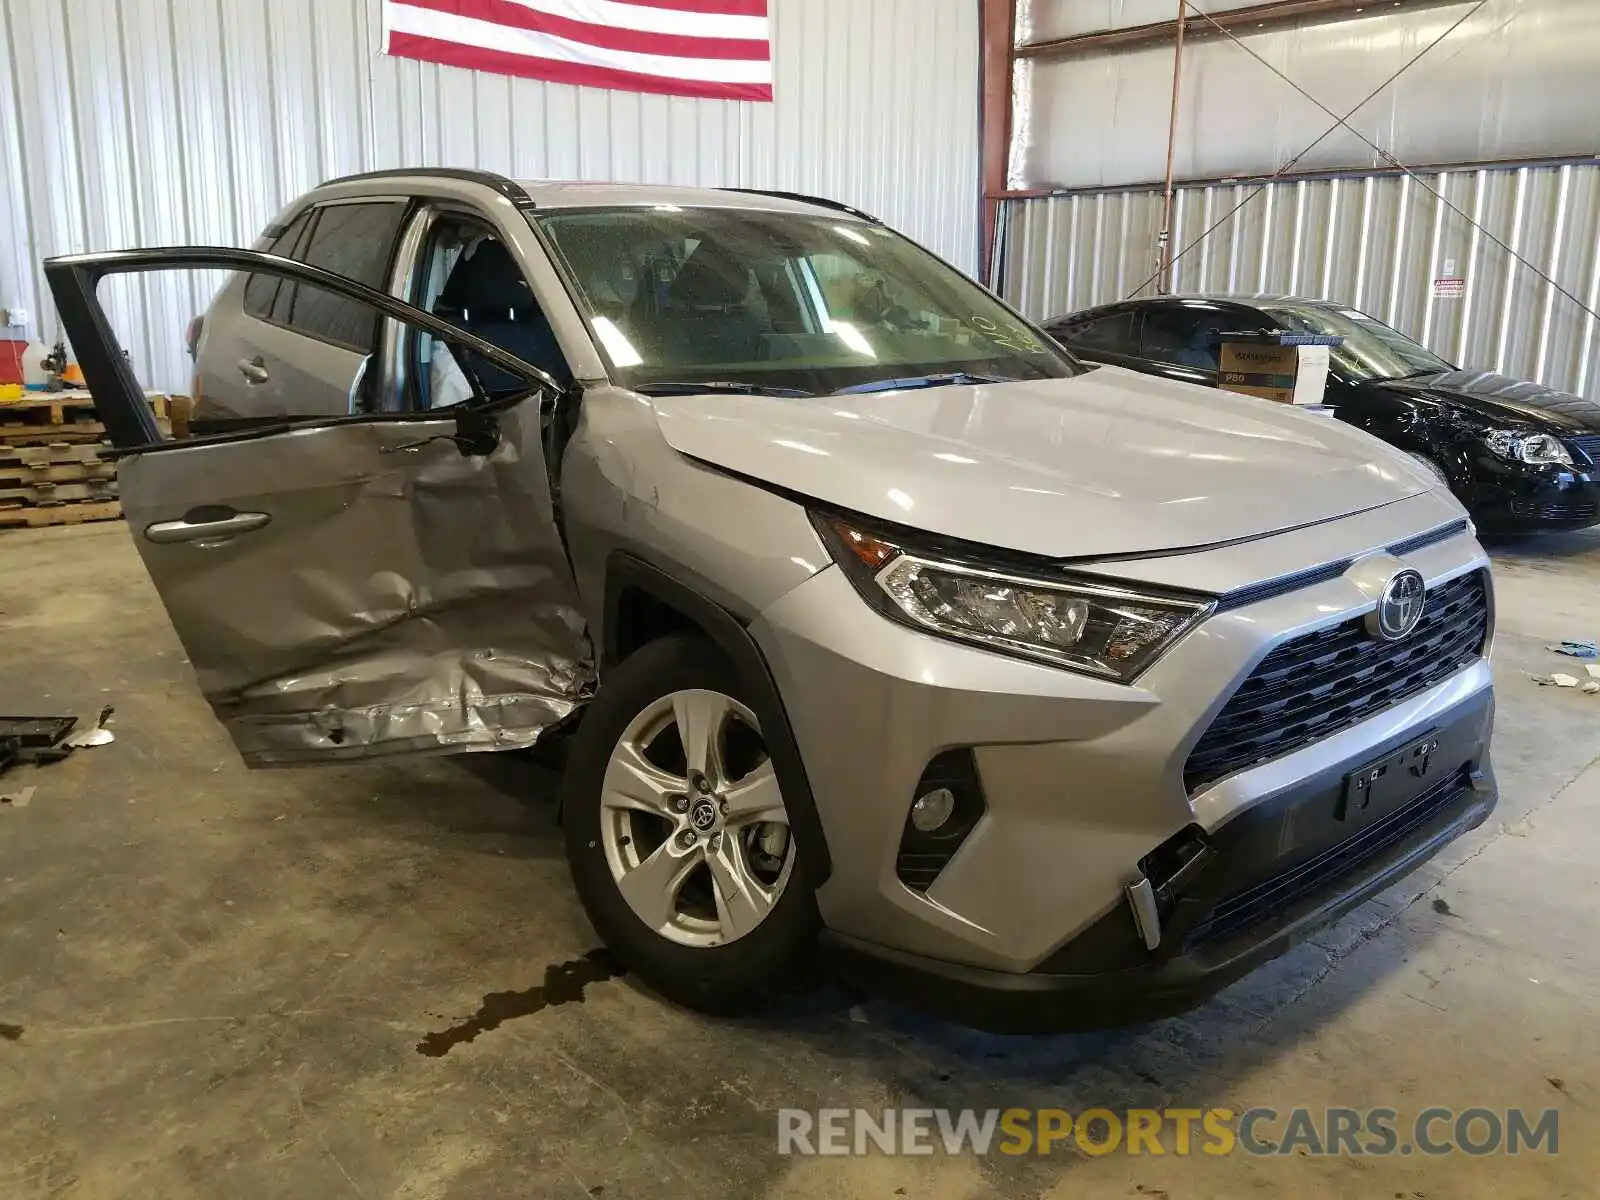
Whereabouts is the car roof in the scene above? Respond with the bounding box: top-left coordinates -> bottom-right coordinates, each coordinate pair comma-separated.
1051,293 -> 1353,323
517,180 -> 858,217
1184,293 -> 1351,311
314,167 -> 873,221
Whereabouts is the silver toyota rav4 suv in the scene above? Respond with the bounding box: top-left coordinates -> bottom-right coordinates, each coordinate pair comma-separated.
47,170 -> 1496,1032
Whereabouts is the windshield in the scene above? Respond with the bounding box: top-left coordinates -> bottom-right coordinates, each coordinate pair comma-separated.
1260,304 -> 1454,382
532,206 -> 1080,394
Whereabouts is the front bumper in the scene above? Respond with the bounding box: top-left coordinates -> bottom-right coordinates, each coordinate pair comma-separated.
825,700 -> 1495,1034
1460,455 -> 1600,532
750,502 -> 1496,1017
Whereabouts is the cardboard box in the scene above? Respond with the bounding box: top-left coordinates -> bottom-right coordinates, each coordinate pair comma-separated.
1218,339 -> 1335,406
1218,342 -> 1298,403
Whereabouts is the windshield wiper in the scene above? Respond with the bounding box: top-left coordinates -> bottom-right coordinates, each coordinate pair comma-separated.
832,371 -> 1012,396
633,380 -> 815,398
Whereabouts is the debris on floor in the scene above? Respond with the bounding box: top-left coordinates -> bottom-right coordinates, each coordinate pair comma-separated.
0,786 -> 35,808
0,714 -> 79,781
63,705 -> 115,748
1552,674 -> 1580,688
1546,639 -> 1598,658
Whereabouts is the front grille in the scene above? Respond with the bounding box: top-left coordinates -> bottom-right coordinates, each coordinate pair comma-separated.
1565,433 -> 1600,465
1507,497 -> 1599,522
1185,768 -> 1471,947
1184,570 -> 1489,792
1214,521 -> 1470,613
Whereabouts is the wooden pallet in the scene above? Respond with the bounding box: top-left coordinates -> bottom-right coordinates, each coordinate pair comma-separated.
0,441 -> 106,466
0,453 -> 116,488
0,480 -> 117,505
0,396 -> 178,533
0,498 -> 123,529
0,422 -> 111,447
0,391 -> 172,428
0,464 -> 115,489
0,415 -> 169,448
0,394 -> 102,428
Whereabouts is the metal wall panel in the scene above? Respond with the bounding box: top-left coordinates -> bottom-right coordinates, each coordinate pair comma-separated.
0,0 -> 980,394
1026,0 -> 1267,42
995,160 -> 1600,400
1018,0 -> 1598,190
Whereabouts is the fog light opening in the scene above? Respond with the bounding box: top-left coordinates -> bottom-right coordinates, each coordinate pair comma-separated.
910,786 -> 957,833
895,750 -> 988,893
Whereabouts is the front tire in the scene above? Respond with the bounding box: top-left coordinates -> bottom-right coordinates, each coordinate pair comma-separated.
562,634 -> 819,1014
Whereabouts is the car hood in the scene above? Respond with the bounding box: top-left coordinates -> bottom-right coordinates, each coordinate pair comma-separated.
1374,369 -> 1600,432
648,366 -> 1430,559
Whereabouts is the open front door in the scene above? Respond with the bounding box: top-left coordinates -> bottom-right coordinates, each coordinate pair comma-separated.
46,248 -> 591,765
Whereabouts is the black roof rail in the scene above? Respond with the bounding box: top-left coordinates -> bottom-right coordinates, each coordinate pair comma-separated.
721,188 -> 879,223
315,167 -> 535,207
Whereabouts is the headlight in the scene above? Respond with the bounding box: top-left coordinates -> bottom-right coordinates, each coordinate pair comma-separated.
813,515 -> 1214,681
1484,429 -> 1572,466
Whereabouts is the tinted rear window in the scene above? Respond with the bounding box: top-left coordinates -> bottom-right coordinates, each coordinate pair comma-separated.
243,201 -> 407,352
1056,311 -> 1136,352
243,209 -> 314,319
285,203 -> 408,350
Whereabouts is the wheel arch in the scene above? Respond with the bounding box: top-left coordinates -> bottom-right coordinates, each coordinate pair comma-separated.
600,552 -> 833,884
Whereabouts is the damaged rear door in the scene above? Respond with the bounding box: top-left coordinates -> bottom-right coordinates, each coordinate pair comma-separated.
46,248 -> 591,765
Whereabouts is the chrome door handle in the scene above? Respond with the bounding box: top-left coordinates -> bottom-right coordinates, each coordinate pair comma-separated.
145,510 -> 271,545
238,355 -> 270,384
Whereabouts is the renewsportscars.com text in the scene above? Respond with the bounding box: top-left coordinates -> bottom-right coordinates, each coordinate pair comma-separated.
776,1106 -> 1559,1158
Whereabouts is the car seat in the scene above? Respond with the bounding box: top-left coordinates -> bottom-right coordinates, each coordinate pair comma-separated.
434,240 -> 571,395
1173,326 -> 1218,370
649,247 -> 764,367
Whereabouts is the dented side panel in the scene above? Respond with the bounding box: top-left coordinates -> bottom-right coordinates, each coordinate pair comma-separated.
118,400 -> 592,765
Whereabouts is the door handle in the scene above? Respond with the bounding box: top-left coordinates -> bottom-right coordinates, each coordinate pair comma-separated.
238,355 -> 270,384
145,510 -> 271,545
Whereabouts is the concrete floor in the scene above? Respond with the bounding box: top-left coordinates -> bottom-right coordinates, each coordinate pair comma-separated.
1,522 -> 1596,1199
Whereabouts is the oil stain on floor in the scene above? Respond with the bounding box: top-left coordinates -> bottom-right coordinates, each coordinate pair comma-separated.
416,949 -> 624,1057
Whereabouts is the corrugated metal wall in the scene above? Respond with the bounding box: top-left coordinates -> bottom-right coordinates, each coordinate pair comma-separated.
1016,0 -> 1598,190
995,159 -> 1600,401
0,0 -> 980,393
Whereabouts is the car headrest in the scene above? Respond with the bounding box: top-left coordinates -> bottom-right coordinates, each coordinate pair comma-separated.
667,251 -> 749,312
437,240 -> 536,319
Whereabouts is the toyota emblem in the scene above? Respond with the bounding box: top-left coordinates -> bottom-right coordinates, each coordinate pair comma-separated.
690,798 -> 719,832
1368,568 -> 1427,642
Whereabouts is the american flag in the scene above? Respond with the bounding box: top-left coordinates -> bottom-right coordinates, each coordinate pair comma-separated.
382,0 -> 773,102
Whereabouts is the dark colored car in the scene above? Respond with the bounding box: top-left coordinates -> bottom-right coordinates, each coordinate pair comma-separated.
1045,295 -> 1600,534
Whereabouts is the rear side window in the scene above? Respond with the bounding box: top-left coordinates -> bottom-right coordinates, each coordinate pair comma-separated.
1140,308 -> 1227,370
243,209 -> 314,319
1055,311 -> 1136,352
243,201 -> 407,351
287,203 -> 408,350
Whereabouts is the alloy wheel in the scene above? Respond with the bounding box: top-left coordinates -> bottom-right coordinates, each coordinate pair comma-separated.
598,688 -> 794,947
